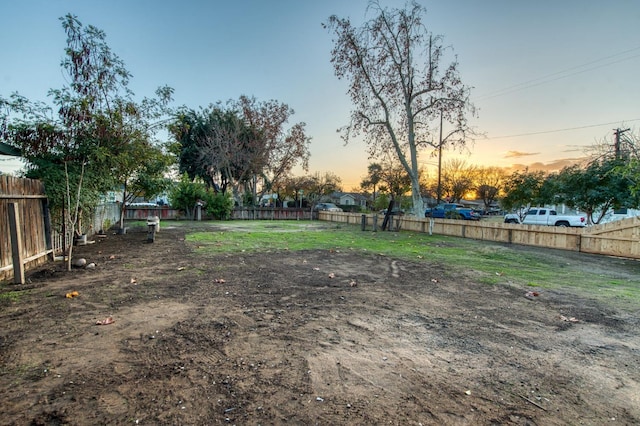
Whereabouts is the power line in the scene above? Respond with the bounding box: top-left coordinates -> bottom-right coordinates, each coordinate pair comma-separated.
476,46 -> 640,101
488,119 -> 640,140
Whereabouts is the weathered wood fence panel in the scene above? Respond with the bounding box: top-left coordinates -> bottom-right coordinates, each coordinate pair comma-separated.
232,208 -> 314,220
319,212 -> 640,259
0,176 -> 50,282
580,216 -> 640,258
124,206 -> 177,220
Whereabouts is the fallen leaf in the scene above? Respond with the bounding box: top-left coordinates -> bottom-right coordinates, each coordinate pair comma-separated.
177,266 -> 186,271
109,255 -> 116,260
431,278 -> 438,283
130,277 -> 137,285
525,291 -> 540,298
65,291 -> 79,298
214,278 -> 226,283
349,280 -> 357,287
313,267 -> 320,271
495,272 -> 504,276
328,273 -> 335,279
96,316 -> 115,325
560,315 -> 579,322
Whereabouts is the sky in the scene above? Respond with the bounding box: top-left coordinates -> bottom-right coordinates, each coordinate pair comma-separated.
1,0 -> 639,189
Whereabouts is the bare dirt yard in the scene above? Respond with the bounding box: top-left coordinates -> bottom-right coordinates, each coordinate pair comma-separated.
1,223 -> 639,425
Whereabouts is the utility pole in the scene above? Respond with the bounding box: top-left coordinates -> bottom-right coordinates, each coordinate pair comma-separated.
614,128 -> 630,159
436,109 -> 443,203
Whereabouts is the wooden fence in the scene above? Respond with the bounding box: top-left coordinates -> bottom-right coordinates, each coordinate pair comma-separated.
318,212 -> 640,259
0,176 -> 51,283
232,208 -> 314,220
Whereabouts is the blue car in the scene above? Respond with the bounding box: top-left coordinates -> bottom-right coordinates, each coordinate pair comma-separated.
424,203 -> 481,220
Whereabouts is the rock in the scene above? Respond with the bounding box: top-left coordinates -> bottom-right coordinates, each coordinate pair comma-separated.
72,258 -> 87,268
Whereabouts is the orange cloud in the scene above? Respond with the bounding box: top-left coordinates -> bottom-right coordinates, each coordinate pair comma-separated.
507,157 -> 588,173
504,151 -> 539,158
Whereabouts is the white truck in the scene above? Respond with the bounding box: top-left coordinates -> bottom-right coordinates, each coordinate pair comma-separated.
504,207 -> 586,227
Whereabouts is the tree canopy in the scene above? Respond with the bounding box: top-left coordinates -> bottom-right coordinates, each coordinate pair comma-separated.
0,14 -> 174,268
169,96 -> 311,206
325,1 -> 476,216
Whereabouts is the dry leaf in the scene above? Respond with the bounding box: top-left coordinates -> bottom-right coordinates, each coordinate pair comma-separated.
313,267 -> 320,271
349,280 -> 357,287
525,291 -> 540,298
560,315 -> 579,322
130,277 -> 137,285
214,278 -> 226,283
495,272 -> 504,276
109,255 -> 116,260
65,291 -> 79,298
177,266 -> 186,271
430,278 -> 438,283
328,273 -> 335,279
96,316 -> 115,325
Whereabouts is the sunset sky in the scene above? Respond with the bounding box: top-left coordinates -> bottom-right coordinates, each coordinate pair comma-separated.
1,0 -> 639,189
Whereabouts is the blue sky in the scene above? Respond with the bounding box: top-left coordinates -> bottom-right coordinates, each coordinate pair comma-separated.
1,0 -> 639,189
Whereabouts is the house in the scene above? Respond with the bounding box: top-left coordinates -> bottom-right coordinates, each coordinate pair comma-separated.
0,142 -> 24,176
330,192 -> 368,208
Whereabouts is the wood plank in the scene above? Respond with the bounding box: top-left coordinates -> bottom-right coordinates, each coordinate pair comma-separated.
8,202 -> 25,284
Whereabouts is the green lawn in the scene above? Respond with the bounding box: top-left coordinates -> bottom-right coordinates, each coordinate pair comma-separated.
179,220 -> 640,309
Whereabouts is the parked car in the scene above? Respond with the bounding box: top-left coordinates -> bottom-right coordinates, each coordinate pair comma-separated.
424,203 -> 481,220
504,208 -> 586,227
314,202 -> 343,212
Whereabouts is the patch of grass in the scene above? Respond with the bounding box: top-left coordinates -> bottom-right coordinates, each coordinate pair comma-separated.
0,291 -> 22,304
184,220 -> 640,308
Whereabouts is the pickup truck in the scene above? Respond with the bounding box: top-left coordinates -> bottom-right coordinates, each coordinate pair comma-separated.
425,203 -> 481,220
504,208 -> 586,227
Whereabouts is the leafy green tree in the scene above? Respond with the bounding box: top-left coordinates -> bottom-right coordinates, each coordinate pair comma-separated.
2,15 -> 134,269
500,169 -> 546,218
2,16 -> 173,269
555,159 -> 638,224
325,1 -> 476,217
203,191 -> 234,220
168,174 -> 208,219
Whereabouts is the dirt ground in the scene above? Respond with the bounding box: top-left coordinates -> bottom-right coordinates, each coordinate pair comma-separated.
1,223 -> 639,425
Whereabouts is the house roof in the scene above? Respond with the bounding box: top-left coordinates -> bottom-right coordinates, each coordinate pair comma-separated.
0,142 -> 20,156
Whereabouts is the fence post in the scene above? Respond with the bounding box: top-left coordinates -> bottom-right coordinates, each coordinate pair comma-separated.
8,202 -> 25,284
361,214 -> 366,231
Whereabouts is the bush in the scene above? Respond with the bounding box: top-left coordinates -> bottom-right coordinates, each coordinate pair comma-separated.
204,191 -> 234,220
168,174 -> 208,219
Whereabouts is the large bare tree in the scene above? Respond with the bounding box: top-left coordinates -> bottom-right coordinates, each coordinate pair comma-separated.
325,1 -> 476,216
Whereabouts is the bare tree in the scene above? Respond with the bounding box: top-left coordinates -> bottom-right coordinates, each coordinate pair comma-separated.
325,1 -> 476,216
474,166 -> 506,212
440,159 -> 476,203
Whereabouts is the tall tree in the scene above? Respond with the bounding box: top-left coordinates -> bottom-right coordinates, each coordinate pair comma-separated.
359,163 -> 383,208
439,159 -> 476,203
500,169 -> 546,218
474,166 -> 506,212
170,97 -> 310,206
236,96 -> 311,204
325,1 -> 476,216
1,15 -> 173,269
376,158 -> 412,202
555,158 -> 638,224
